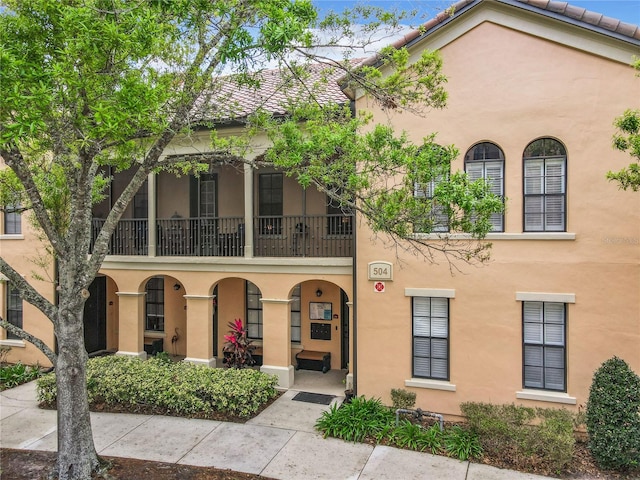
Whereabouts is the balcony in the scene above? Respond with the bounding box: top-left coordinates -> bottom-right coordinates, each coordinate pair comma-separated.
90,214 -> 353,258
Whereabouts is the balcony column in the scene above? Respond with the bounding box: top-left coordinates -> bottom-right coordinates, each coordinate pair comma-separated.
260,298 -> 293,388
147,172 -> 157,257
346,301 -> 354,391
115,291 -> 146,359
183,294 -> 216,367
243,161 -> 254,258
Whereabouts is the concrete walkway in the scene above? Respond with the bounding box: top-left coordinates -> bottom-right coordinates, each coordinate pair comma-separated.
1,381 -> 553,480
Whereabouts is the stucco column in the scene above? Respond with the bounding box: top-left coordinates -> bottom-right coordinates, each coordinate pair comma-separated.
243,161 -> 254,257
346,301 -> 354,391
183,295 -> 215,367
147,172 -> 157,257
260,298 -> 293,388
115,291 -> 146,359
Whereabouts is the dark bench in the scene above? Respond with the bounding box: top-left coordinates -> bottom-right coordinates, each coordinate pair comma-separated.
295,350 -> 331,373
144,338 -> 163,356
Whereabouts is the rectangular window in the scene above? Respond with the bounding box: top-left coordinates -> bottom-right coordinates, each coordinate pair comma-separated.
523,302 -> 566,391
4,204 -> 22,234
246,281 -> 263,339
412,297 -> 449,380
524,159 -> 566,232
258,173 -> 283,234
414,178 -> 449,233
145,277 -> 164,331
6,284 -> 23,339
466,161 -> 504,232
290,285 -> 301,343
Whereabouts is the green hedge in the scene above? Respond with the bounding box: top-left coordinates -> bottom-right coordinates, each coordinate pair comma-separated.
37,356 -> 279,418
586,357 -> 640,471
460,402 -> 575,471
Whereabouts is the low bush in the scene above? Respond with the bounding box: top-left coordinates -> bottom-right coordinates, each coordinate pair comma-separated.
315,396 -> 395,442
316,395 -> 481,461
390,388 -> 416,410
586,357 -> 640,471
461,402 -> 574,471
0,362 -> 41,390
37,355 -> 279,418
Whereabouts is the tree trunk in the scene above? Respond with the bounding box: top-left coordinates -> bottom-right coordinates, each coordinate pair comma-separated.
54,295 -> 99,480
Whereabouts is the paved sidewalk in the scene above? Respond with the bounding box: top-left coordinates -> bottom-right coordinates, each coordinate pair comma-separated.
1,381 -> 553,480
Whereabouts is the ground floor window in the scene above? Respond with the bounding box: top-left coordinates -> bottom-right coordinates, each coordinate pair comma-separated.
246,281 -> 263,339
412,297 -> 449,380
290,285 -> 301,343
145,277 -> 165,332
5,283 -> 23,339
523,301 -> 566,391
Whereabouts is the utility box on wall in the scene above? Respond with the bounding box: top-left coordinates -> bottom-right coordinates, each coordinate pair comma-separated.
310,322 -> 331,340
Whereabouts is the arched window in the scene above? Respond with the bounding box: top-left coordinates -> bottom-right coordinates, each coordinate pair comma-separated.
464,142 -> 505,232
523,138 -> 567,232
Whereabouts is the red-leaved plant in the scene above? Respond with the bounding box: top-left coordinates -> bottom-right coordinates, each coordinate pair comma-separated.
222,318 -> 255,368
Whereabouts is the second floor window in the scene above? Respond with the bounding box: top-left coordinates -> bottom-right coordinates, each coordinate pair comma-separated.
523,138 -> 566,232
4,204 -> 22,234
259,173 -> 283,235
465,142 -> 505,232
145,277 -> 164,332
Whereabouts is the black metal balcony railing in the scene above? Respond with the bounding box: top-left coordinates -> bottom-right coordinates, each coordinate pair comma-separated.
253,214 -> 353,257
91,214 -> 353,257
157,217 -> 244,256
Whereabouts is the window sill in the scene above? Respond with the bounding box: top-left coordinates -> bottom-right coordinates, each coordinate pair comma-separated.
405,378 -> 456,391
411,232 -> 575,241
144,331 -> 166,338
516,389 -> 576,405
0,339 -> 26,348
0,234 -> 25,240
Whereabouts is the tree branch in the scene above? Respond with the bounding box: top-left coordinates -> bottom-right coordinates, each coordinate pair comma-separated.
0,316 -> 57,365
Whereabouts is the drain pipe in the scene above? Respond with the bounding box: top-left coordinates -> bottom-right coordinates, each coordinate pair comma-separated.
395,408 -> 444,432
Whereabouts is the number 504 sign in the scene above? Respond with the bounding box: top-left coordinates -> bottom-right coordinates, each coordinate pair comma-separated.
368,261 -> 393,281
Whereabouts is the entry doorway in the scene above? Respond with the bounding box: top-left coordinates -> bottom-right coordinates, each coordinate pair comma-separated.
83,276 -> 107,353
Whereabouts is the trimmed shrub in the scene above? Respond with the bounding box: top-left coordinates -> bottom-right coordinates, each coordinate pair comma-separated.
586,357 -> 640,471
461,402 -> 574,471
37,355 -> 279,418
390,388 -> 416,410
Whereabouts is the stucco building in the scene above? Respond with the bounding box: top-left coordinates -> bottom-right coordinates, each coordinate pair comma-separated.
2,0 -> 639,417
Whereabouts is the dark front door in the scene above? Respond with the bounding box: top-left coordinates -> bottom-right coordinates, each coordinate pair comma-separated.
341,290 -> 349,369
84,276 -> 107,353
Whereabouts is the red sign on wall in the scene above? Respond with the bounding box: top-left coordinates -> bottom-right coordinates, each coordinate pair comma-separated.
374,281 -> 385,293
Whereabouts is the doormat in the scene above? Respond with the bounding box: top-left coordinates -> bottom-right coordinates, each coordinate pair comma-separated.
292,392 -> 336,405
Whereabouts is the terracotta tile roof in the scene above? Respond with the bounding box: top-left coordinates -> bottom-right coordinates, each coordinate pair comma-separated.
193,63 -> 349,123
364,0 -> 640,64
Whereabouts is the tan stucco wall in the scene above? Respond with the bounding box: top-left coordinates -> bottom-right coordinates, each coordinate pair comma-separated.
0,217 -> 56,367
354,20 -> 640,415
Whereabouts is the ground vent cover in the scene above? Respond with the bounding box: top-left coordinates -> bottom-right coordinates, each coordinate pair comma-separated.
292,392 -> 336,405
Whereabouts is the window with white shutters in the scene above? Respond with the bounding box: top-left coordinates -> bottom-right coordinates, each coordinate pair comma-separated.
414,175 -> 449,233
465,143 -> 505,232
412,297 -> 449,380
523,301 -> 566,391
4,204 -> 22,234
523,138 -> 566,232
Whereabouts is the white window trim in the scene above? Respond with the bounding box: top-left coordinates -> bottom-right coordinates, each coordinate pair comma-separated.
411,232 -> 575,241
405,288 -> 455,298
516,292 -> 575,303
144,331 -> 166,339
516,389 -> 576,405
0,234 -> 25,240
0,339 -> 26,348
405,378 -> 456,391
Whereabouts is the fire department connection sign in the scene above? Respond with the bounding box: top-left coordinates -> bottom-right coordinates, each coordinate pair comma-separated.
374,281 -> 385,293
